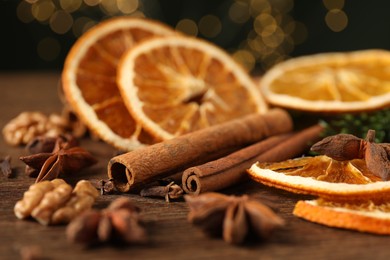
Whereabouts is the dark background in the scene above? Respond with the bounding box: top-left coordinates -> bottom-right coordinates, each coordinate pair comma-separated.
1,0 -> 390,72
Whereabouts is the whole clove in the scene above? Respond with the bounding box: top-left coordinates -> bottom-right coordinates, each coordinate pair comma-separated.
90,179 -> 116,195
140,181 -> 183,202
1,156 -> 13,178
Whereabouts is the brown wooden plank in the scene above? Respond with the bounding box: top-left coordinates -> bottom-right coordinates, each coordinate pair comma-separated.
1,72 -> 390,259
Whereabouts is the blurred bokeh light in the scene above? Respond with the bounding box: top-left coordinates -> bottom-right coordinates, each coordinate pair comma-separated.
2,0 -> 390,73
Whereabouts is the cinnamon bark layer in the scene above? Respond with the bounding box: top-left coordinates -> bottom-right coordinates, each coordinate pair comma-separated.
182,134 -> 291,195
107,109 -> 293,192
182,124 -> 324,195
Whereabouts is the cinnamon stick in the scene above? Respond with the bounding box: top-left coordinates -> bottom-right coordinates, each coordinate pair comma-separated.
182,124 -> 324,195
107,109 -> 293,192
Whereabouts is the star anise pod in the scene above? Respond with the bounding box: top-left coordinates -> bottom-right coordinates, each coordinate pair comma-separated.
311,129 -> 390,180
184,192 -> 284,245
20,140 -> 97,183
66,197 -> 147,245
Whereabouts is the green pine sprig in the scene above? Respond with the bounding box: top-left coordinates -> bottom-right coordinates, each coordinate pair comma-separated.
320,109 -> 390,143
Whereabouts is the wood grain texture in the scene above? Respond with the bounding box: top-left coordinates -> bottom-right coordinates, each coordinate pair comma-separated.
1,72 -> 390,260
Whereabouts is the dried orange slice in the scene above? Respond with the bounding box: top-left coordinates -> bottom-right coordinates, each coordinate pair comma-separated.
247,155 -> 390,202
260,50 -> 390,113
293,199 -> 390,235
117,36 -> 268,140
62,17 -> 176,151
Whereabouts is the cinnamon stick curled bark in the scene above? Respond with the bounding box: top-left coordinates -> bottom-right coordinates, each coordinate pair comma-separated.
107,109 -> 293,192
182,124 -> 324,195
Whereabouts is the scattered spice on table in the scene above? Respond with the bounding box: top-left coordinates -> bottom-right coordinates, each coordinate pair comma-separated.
90,178 -> 116,195
20,139 -> 97,182
66,197 -> 147,245
185,192 -> 284,245
0,155 -> 13,178
140,181 -> 183,202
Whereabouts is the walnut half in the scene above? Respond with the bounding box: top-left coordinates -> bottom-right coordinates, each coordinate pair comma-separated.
14,179 -> 99,225
3,109 -> 87,146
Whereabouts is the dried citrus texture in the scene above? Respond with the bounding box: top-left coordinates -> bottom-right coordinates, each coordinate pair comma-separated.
62,17 -> 176,151
117,36 -> 268,140
247,155 -> 390,202
260,50 -> 390,112
293,199 -> 390,235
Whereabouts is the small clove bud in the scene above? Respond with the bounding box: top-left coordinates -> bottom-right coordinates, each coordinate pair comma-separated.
91,179 -> 115,195
140,181 -> 183,202
1,156 -> 13,178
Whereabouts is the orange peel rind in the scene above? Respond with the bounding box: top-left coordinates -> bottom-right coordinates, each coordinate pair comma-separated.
293,199 -> 390,235
248,162 -> 390,202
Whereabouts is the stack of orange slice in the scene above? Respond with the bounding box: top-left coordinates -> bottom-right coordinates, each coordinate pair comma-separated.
249,50 -> 390,234
62,17 -> 268,151
62,17 -> 176,151
247,154 -> 390,234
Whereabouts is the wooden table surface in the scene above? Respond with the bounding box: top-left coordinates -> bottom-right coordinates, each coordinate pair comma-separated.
1,72 -> 390,260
